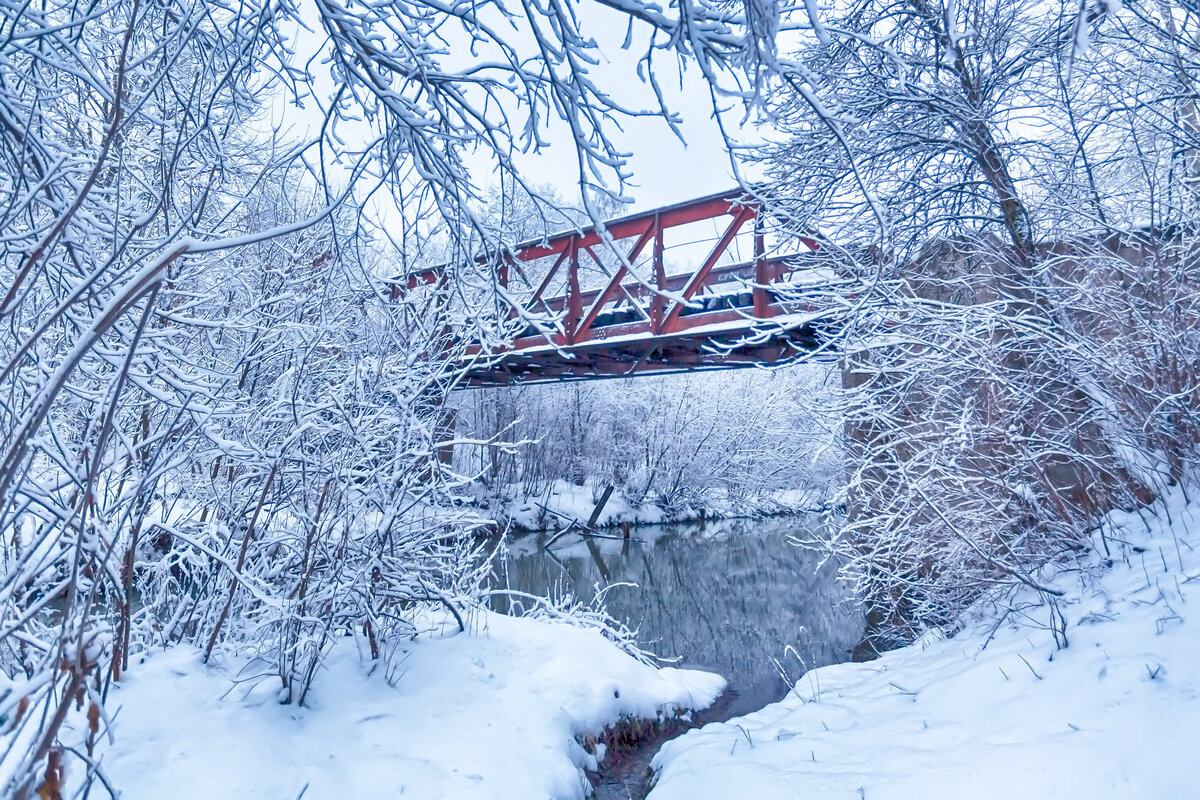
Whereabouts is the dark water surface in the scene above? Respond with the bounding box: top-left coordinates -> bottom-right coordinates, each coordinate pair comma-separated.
490,514 -> 863,798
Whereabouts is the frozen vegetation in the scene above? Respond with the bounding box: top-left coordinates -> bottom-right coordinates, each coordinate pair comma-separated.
454,366 -> 842,531
26,487 -> 1200,800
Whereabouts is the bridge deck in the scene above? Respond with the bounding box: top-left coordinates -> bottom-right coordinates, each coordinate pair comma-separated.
401,189 -> 835,387
461,308 -> 829,386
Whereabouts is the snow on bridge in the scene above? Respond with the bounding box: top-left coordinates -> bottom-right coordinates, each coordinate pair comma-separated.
402,189 -> 842,386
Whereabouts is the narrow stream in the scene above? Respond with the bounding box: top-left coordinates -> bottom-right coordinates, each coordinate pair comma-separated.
490,514 -> 863,799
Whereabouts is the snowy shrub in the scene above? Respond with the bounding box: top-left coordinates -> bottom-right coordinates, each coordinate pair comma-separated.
455,366 -> 842,515
759,0 -> 1200,652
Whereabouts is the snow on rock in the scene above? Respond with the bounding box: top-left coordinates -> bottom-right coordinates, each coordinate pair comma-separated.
89,610 -> 725,800
648,490 -> 1200,800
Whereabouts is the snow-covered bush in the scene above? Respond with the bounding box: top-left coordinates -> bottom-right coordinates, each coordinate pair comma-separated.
454,365 -> 842,514
758,0 -> 1200,651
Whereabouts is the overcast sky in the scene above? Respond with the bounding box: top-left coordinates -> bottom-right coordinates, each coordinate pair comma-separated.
474,7 -> 763,214
490,60 -> 757,213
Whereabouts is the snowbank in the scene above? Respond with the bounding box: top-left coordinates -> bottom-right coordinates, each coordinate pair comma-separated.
82,610 -> 724,800
648,490 -> 1200,799
485,479 -> 827,532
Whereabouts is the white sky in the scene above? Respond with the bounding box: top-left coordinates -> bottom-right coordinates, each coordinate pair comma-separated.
479,58 -> 757,214
472,4 -> 762,214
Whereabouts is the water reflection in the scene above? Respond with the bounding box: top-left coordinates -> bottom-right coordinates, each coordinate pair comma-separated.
492,515 -> 863,717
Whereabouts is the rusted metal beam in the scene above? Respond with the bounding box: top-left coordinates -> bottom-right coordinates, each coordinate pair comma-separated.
574,223 -> 655,340
753,213 -> 769,318
396,189 -> 837,387
650,217 -> 667,335
458,325 -> 827,387
564,237 -> 583,344
660,206 -> 756,334
515,190 -> 748,261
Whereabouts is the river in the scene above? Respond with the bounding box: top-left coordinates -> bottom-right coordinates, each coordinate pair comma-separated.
490,513 -> 863,798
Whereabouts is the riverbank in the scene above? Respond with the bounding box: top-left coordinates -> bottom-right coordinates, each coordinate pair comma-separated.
63,610 -> 723,799
646,487 -> 1200,799
489,515 -> 863,800
495,515 -> 862,719
475,479 -> 829,532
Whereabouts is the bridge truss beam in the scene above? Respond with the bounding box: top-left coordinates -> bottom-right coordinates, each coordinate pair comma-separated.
402,189 -> 828,387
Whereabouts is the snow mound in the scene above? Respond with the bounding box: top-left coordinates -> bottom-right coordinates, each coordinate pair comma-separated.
88,610 -> 725,799
648,489 -> 1200,799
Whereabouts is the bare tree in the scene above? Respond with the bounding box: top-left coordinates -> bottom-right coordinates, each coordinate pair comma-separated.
756,0 -> 1200,650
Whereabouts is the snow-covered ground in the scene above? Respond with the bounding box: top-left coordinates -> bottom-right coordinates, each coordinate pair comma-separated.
59,490 -> 1200,800
647,488 -> 1200,799
483,479 -> 827,531
77,611 -> 724,799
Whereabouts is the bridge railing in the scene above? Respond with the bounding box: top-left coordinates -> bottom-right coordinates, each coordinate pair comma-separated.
400,189 -> 820,354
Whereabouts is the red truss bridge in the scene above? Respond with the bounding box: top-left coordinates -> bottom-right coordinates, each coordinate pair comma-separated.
403,189 -> 838,387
